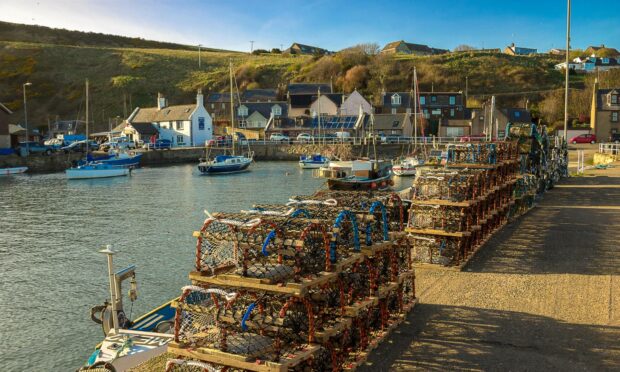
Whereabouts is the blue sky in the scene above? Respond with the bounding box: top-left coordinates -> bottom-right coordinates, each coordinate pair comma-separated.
1,0 -> 619,52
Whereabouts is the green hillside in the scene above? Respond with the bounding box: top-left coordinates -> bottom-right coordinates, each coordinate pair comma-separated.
0,22 -> 578,133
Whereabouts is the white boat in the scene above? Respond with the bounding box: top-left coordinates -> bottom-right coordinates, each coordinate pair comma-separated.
0,166 -> 28,175
198,154 -> 253,174
299,154 -> 330,169
66,163 -> 130,179
393,157 -> 423,176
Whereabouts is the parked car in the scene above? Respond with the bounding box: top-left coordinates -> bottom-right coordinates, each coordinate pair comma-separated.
383,134 -> 404,144
60,140 -> 99,153
101,137 -> 137,151
269,133 -> 290,142
568,133 -> 596,144
609,133 -> 620,143
16,141 -> 55,156
150,139 -> 172,150
296,133 -> 313,143
334,131 -> 352,142
44,138 -> 65,150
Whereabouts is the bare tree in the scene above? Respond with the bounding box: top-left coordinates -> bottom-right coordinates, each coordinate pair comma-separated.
453,44 -> 476,52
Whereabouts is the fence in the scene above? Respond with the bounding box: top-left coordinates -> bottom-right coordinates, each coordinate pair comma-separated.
598,143 -> 620,155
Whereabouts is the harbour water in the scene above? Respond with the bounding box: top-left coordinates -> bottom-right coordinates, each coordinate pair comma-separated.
0,161 -> 408,371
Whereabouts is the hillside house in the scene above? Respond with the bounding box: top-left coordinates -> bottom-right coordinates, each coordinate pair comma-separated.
236,101 -> 288,129
584,45 -> 620,58
504,43 -> 537,55
287,83 -> 333,117
549,48 -> 567,56
206,92 -> 231,123
0,102 -> 11,148
555,57 -> 620,73
590,80 -> 620,141
471,107 -> 532,137
365,113 -> 413,137
340,90 -> 373,116
380,40 -> 448,55
115,122 -> 159,145
285,43 -> 330,55
127,90 -> 212,147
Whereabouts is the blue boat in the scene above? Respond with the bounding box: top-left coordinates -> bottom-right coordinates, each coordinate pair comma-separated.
299,154 -> 330,169
84,151 -> 142,167
198,154 -> 253,174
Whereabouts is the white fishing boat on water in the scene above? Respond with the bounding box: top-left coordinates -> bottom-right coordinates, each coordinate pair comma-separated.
299,154 -> 330,169
66,163 -> 130,179
1,166 -> 27,175
392,157 -> 424,176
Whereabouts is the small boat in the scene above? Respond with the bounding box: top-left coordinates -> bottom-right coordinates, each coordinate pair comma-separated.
0,166 -> 28,175
392,157 -> 423,176
80,246 -> 175,371
66,163 -> 130,179
299,154 -> 330,169
85,150 -> 142,167
327,159 -> 393,191
198,154 -> 253,175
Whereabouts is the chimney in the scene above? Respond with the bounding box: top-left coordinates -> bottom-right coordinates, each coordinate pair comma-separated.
196,89 -> 204,107
157,93 -> 167,110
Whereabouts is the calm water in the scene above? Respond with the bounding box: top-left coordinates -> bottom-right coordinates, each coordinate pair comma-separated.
0,162 -> 409,371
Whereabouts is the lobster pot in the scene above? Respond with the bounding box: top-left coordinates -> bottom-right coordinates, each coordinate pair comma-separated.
390,238 -> 412,278
339,260 -> 371,305
413,169 -> 482,202
445,143 -> 498,165
409,235 -> 461,266
311,190 -> 407,233
165,359 -> 225,372
197,213 -> 331,282
321,327 -> 353,372
195,215 -> 246,275
250,204 -> 363,263
366,250 -> 392,295
399,274 -> 416,310
496,141 -> 519,161
408,204 -> 468,232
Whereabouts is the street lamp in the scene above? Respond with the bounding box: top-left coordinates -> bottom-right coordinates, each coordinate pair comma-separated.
23,82 -> 32,153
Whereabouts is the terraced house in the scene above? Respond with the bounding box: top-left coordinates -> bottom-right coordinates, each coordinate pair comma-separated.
591,79 -> 620,141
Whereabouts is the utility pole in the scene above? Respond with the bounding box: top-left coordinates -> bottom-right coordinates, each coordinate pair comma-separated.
563,0 -> 571,140
465,76 -> 469,105
23,82 -> 32,152
490,95 -> 496,141
413,67 -> 418,148
198,44 -> 202,68
250,41 -> 255,54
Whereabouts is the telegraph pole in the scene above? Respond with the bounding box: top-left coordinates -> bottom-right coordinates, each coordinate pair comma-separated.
563,0 -> 571,140
198,44 -> 202,68
250,41 -> 255,54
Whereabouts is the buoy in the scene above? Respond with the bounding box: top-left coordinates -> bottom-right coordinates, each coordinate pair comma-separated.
371,182 -> 377,189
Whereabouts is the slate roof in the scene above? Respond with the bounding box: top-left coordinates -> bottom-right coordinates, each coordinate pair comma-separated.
289,93 -> 343,108
130,104 -> 196,123
381,92 -> 465,108
241,89 -> 278,102
206,92 -> 231,103
288,43 -> 329,55
0,102 -> 12,114
129,122 -> 159,135
368,113 -> 411,131
381,40 -> 447,55
288,83 -> 332,95
237,101 -> 288,118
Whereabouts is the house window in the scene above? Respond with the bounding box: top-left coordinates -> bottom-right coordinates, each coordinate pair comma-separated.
419,96 -> 426,105
221,103 -> 226,109
449,96 -> 456,105
446,127 -> 465,137
602,58 -> 609,64
391,94 -> 401,105
450,109 -> 455,117
211,103 -> 215,109
391,108 -> 397,114
176,120 -> 184,130
612,95 -> 618,104
238,105 -> 248,116
177,135 -> 184,144
431,109 -> 441,116
515,111 -> 521,118
431,96 -> 437,103
198,117 -> 205,130
238,120 -> 247,128
612,112 -> 619,122
424,109 -> 430,119
271,105 -> 282,116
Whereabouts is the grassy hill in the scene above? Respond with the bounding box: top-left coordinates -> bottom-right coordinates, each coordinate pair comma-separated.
0,22 -> 575,132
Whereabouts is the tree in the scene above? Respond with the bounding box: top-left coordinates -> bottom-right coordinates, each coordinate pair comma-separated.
453,44 -> 476,52
343,65 -> 370,92
251,49 -> 269,55
342,43 -> 381,55
270,48 -> 282,54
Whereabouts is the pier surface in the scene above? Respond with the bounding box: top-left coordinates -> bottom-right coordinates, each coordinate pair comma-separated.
361,172 -> 620,371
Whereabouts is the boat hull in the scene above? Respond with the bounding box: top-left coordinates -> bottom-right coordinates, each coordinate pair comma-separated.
0,167 -> 28,175
327,174 -> 392,191
198,159 -> 252,175
392,166 -> 417,176
299,161 -> 328,169
66,168 -> 129,179
100,154 -> 142,167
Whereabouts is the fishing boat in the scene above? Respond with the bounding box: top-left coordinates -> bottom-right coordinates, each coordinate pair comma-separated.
80,246 -> 175,371
326,159 -> 393,191
198,62 -> 253,175
299,154 -> 330,169
392,157 -> 423,176
0,166 -> 28,175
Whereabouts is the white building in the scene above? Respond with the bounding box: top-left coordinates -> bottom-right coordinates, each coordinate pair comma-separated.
127,90 -> 213,147
339,90 -> 373,116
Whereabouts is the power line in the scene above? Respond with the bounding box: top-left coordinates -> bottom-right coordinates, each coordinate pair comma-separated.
468,87 -> 581,98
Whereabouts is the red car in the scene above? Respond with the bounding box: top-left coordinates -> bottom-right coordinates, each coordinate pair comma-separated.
568,134 -> 596,144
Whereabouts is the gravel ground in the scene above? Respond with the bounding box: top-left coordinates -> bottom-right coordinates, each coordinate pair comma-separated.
361,173 -> 620,371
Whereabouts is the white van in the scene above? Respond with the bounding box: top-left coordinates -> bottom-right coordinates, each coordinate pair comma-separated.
334,131 -> 352,142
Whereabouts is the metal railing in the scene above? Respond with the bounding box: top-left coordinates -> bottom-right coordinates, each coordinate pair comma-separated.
598,143 -> 620,154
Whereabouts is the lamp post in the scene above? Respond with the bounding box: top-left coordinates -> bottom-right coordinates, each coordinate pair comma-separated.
563,0 -> 571,140
23,82 -> 32,153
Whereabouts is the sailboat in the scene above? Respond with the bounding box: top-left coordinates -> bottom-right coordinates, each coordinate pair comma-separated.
1,166 -> 28,175
198,62 -> 253,175
393,66 -> 424,177
66,80 -> 130,180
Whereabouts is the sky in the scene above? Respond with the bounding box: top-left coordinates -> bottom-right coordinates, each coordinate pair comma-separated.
1,0 -> 619,52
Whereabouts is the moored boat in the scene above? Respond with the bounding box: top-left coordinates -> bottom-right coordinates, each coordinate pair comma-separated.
0,166 -> 28,175
392,157 -> 423,176
299,154 -> 330,169
326,159 -> 393,191
198,154 -> 253,174
86,150 -> 143,167
66,163 -> 130,179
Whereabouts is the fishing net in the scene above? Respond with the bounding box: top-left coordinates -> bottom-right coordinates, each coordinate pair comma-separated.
409,235 -> 461,266
408,204 -> 468,232
339,260 -> 371,304
413,169 -> 483,202
165,358 -> 226,372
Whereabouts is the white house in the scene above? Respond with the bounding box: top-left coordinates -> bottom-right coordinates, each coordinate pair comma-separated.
127,90 -> 213,146
309,94 -> 341,117
339,90 -> 373,115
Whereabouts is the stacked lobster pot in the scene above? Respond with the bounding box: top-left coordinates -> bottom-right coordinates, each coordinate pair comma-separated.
406,142 -> 519,267
166,190 -> 416,371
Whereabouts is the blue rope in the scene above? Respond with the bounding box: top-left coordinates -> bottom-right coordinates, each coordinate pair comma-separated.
366,201 -> 389,245
332,210 -> 360,261
241,303 -> 256,331
439,240 -> 446,254
262,230 -> 276,256
290,208 -> 311,218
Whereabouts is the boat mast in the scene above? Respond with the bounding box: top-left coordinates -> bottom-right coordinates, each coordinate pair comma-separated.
86,79 -> 89,153
317,87 -> 322,146
413,67 -> 418,149
230,61 -> 235,156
